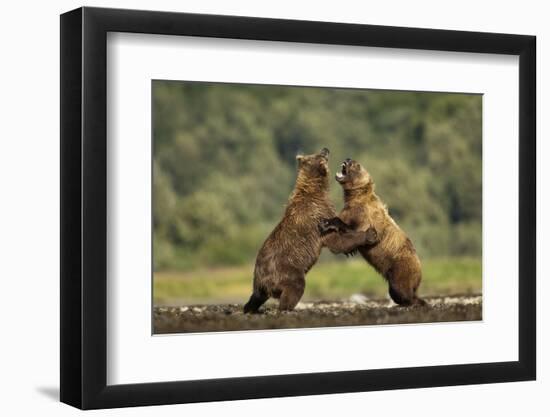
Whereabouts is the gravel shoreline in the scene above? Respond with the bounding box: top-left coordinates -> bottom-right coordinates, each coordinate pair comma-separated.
154,294 -> 482,334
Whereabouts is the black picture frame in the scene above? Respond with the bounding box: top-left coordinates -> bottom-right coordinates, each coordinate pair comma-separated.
60,6 -> 536,410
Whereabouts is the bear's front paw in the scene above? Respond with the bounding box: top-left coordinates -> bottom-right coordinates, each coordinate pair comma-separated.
319,218 -> 340,235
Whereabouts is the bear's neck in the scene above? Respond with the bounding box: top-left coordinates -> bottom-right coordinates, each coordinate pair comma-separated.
293,174 -> 329,197
292,173 -> 330,199
343,184 -> 374,203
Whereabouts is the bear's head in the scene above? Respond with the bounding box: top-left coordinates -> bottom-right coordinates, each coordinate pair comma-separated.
335,158 -> 373,192
294,147 -> 331,192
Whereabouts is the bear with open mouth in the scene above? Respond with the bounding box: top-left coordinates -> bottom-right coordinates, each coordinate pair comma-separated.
321,158 -> 426,307
244,148 -> 378,313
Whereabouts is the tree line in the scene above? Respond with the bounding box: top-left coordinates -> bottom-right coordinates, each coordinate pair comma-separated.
153,81 -> 482,270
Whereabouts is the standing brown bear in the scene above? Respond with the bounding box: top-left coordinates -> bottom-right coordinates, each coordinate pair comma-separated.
244,148 -> 377,313
321,158 -> 426,306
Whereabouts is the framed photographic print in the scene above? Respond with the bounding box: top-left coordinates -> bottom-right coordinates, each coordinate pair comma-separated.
60,6 -> 536,409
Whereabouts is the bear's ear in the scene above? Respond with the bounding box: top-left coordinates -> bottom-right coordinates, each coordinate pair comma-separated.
318,159 -> 328,175
296,154 -> 304,163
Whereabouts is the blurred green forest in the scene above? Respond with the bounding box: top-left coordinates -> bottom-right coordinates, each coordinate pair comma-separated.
153,81 -> 482,276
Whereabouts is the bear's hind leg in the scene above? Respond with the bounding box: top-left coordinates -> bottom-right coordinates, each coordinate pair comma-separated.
243,290 -> 268,314
388,283 -> 426,307
388,284 -> 414,306
387,262 -> 425,307
278,276 -> 305,311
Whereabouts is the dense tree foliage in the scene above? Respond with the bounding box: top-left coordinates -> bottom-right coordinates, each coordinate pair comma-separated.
153,81 -> 482,270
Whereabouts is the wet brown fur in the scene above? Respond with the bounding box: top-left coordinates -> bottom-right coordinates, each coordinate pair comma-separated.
244,149 -> 377,313
332,160 -> 425,306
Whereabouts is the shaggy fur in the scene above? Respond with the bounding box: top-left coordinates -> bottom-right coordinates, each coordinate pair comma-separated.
244,149 -> 377,313
322,158 -> 426,306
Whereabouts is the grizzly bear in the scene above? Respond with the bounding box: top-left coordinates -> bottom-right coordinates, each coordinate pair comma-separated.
321,158 -> 426,306
244,148 -> 378,313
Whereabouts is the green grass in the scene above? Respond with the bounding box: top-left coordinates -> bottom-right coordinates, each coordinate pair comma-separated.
153,257 -> 481,305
